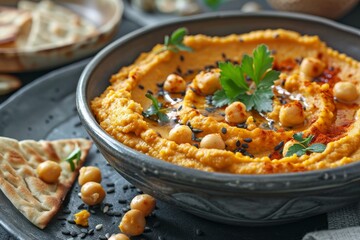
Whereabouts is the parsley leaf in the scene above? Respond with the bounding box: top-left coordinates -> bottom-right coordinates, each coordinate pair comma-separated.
163,28 -> 192,53
212,44 -> 280,112
212,89 -> 231,107
218,62 -> 248,99
203,0 -> 223,9
64,147 -> 81,172
306,143 -> 327,153
143,93 -> 169,123
285,133 -> 327,157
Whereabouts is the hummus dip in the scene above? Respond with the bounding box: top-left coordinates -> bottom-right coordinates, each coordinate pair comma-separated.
91,29 -> 360,174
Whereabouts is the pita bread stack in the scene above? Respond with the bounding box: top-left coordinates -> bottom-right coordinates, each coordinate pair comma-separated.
0,7 -> 32,47
0,0 -> 98,50
0,137 -> 92,229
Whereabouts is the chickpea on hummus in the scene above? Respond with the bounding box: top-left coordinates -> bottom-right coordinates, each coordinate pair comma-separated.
91,29 -> 360,174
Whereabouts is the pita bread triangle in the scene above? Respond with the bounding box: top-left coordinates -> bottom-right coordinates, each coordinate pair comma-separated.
0,137 -> 92,229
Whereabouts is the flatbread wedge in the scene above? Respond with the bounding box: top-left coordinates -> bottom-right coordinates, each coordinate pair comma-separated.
0,137 -> 92,229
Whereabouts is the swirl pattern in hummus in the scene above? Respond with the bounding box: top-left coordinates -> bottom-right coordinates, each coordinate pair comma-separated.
91,29 -> 360,174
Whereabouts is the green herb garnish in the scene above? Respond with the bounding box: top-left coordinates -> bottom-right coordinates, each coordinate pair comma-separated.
143,93 -> 169,123
203,0 -> 223,9
212,44 -> 280,113
64,147 -> 81,171
163,27 -> 192,53
285,133 -> 326,157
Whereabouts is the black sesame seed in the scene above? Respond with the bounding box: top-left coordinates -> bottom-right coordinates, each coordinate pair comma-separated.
67,219 -> 76,224
236,140 -> 241,147
138,84 -> 144,90
178,105 -> 183,111
187,69 -> 194,75
113,211 -> 122,217
99,236 -> 107,240
88,229 -> 94,235
136,188 -> 143,194
180,55 -> 185,62
186,121 -> 192,129
176,67 -> 182,75
147,90 -> 154,95
221,53 -> 227,59
79,232 -> 87,239
274,141 -> 284,151
61,230 -> 71,235
237,123 -> 247,129
106,211 -> 115,216
122,185 -> 129,190
130,184 -> 136,189
57,216 -> 67,221
118,199 -> 127,204
28,127 -> 32,131
77,203 -> 86,210
70,231 -> 78,237
106,183 -> 115,187
192,128 -> 203,134
144,227 -> 152,233
193,143 -> 199,148
243,138 -> 252,143
242,143 -> 249,148
107,187 -> 115,194
221,127 -> 227,134
156,82 -> 164,88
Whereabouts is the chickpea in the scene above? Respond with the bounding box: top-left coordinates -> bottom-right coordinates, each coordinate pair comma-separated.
200,133 -> 225,150
168,125 -> 192,144
279,101 -> 305,127
163,74 -> 187,93
300,57 -> 325,77
78,166 -> 102,186
130,194 -> 156,216
225,101 -> 248,124
119,209 -> 146,236
333,82 -> 359,102
37,160 -> 61,184
195,70 -> 221,95
81,182 -> 106,206
108,234 -> 130,240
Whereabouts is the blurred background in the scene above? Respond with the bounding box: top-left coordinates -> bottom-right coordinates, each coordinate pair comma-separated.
125,0 -> 360,27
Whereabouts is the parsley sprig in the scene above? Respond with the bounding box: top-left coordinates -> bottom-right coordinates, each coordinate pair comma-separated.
143,93 -> 169,123
285,133 -> 326,157
64,147 -> 81,172
212,44 -> 280,113
163,27 -> 192,53
204,0 -> 223,9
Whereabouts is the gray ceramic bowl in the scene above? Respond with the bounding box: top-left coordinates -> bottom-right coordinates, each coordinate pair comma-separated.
77,11 -> 360,225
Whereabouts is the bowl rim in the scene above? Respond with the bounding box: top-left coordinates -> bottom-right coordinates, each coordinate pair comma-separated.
77,10 -> 360,193
0,0 -> 123,54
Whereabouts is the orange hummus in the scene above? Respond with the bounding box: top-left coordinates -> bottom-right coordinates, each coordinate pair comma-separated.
91,29 -> 360,174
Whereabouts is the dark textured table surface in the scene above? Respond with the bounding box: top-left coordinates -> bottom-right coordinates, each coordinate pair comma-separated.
0,1 -> 359,239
